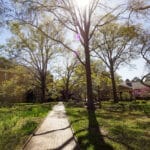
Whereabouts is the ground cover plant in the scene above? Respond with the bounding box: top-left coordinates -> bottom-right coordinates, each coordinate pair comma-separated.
0,103 -> 55,150
66,100 -> 150,150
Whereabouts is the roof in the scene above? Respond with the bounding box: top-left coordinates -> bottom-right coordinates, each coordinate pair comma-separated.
118,82 -> 132,89
132,82 -> 149,90
118,81 -> 150,90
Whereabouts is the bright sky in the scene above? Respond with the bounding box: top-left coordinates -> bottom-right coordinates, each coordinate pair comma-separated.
117,58 -> 147,80
0,0 -> 149,81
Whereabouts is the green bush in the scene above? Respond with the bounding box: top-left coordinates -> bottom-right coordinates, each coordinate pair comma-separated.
121,92 -> 131,100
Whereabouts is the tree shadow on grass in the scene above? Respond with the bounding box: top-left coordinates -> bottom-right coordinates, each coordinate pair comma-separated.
71,110 -> 114,150
51,111 -> 114,150
86,109 -> 114,150
108,124 -> 150,150
24,113 -> 113,150
66,107 -> 114,150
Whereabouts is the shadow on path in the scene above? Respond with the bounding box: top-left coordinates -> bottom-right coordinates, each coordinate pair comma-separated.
52,136 -> 79,150
33,125 -> 70,136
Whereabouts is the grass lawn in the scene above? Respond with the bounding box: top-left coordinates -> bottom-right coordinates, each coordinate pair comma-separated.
0,102 -> 55,150
66,100 -> 150,150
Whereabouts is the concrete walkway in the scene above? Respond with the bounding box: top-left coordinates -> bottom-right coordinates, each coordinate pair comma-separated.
24,102 -> 78,150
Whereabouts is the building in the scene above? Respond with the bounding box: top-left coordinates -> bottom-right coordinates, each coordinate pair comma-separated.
132,81 -> 150,99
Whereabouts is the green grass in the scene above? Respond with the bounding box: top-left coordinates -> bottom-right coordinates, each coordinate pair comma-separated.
65,100 -> 150,150
0,102 -> 55,150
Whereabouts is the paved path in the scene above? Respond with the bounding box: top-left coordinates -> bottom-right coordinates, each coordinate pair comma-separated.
24,102 -> 78,150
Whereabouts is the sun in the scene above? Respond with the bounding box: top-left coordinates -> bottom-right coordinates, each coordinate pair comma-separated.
75,0 -> 90,9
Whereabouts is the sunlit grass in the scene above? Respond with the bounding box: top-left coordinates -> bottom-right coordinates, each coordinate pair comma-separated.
66,100 -> 150,150
0,103 -> 55,150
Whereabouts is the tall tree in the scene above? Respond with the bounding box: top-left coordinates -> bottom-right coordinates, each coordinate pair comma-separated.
3,1 -> 127,147
7,22 -> 59,102
50,0 -> 124,110
10,0 -> 124,110
92,22 -> 138,103
52,0 -> 99,110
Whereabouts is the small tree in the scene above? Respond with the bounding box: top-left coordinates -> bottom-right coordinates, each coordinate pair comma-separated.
55,54 -> 78,101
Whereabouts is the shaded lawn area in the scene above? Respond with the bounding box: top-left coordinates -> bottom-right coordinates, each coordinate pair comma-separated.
65,101 -> 150,150
0,102 -> 56,150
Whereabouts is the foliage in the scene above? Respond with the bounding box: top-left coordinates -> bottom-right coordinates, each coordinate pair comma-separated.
0,57 -> 13,68
92,22 -> 139,69
138,31 -> 150,87
70,60 -> 113,101
0,65 -> 34,103
10,0 -> 125,110
53,59 -> 113,102
121,92 -> 131,101
128,0 -> 150,15
92,22 -> 139,102
54,54 -> 79,101
6,21 -> 58,102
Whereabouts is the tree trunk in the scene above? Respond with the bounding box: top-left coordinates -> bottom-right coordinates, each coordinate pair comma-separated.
65,79 -> 69,101
97,85 -> 101,108
119,92 -> 123,101
84,44 -> 95,110
41,75 -> 46,103
110,66 -> 118,103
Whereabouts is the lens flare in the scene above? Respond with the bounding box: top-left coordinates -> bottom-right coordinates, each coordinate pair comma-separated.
75,0 -> 90,9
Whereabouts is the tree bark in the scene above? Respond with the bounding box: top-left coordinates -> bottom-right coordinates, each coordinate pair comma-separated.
97,85 -> 101,108
110,66 -> 118,103
84,44 -> 95,110
65,79 -> 69,101
41,75 -> 46,103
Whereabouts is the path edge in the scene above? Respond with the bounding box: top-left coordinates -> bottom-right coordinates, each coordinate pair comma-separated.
23,102 -> 80,150
64,102 -> 81,150
22,110 -> 52,149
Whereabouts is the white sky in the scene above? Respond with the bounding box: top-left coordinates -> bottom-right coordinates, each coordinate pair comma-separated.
0,0 -> 149,81
117,58 -> 147,80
